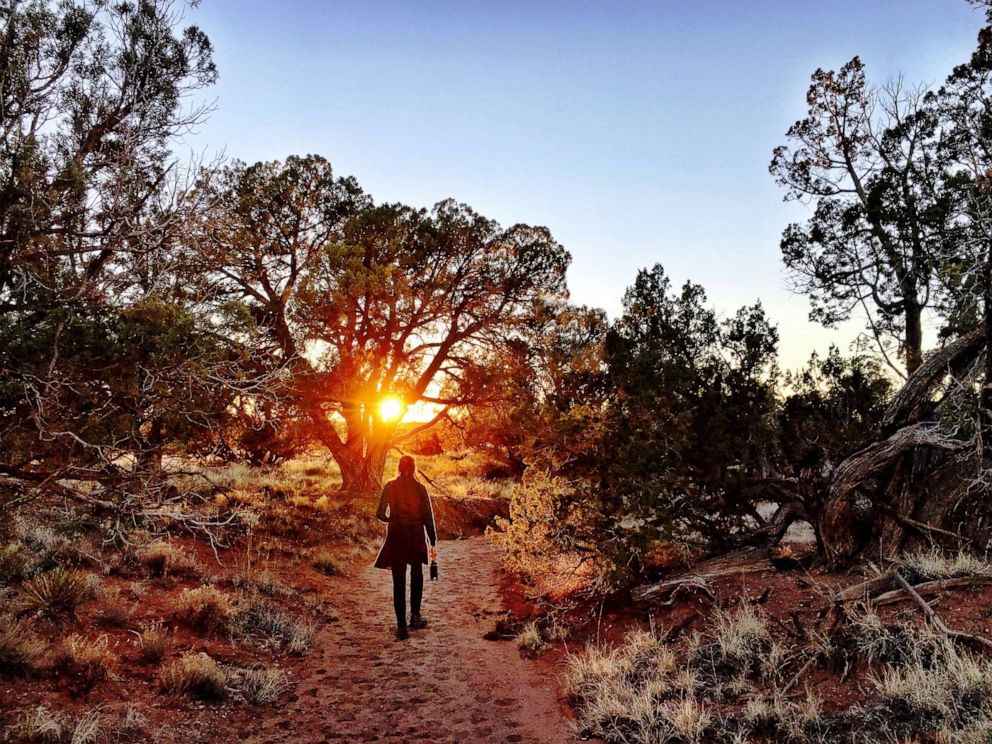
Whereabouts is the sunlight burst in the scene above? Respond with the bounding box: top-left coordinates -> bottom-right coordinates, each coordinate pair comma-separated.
378,395 -> 404,422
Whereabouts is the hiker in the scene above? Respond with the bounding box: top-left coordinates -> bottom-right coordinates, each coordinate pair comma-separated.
374,455 -> 438,640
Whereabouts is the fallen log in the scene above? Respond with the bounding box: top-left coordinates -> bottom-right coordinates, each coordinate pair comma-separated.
893,571 -> 992,653
631,575 -> 716,604
873,575 -> 992,606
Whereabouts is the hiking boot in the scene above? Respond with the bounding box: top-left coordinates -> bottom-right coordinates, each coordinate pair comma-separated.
395,626 -> 409,641
409,614 -> 428,630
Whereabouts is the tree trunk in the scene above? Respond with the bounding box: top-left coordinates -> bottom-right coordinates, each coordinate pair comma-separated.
334,437 -> 390,498
982,243 -> 992,458
904,300 -> 924,376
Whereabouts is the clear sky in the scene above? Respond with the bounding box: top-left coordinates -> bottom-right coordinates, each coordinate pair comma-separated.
181,0 -> 984,370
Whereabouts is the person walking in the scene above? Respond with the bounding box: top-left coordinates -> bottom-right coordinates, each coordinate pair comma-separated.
374,455 -> 438,640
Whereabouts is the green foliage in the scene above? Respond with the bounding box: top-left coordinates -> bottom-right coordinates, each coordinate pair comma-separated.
770,56 -> 947,374
597,265 -> 780,572
0,0 -> 223,479
779,347 -> 892,474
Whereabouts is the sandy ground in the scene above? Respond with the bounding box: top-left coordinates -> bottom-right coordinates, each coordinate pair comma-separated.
251,537 -> 575,743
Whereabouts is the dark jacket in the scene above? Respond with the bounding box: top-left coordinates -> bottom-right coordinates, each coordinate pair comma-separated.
373,475 -> 437,569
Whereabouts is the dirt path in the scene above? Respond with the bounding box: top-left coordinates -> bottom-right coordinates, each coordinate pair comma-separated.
255,537 -> 575,743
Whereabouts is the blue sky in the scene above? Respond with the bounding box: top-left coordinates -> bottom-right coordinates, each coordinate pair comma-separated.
182,0 -> 984,369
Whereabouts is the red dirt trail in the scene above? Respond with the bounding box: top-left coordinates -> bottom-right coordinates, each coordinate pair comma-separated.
252,537 -> 576,743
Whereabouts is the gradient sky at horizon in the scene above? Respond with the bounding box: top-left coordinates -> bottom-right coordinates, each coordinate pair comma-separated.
181,0 -> 984,371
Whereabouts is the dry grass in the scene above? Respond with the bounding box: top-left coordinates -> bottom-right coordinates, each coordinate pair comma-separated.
136,622 -> 168,664
93,585 -> 132,628
231,595 -> 316,654
515,621 -> 546,656
564,611 -> 824,743
139,541 -> 196,578
235,666 -> 289,705
232,569 -> 295,598
898,549 -> 992,584
174,585 -> 232,635
159,652 -> 228,699
0,540 -> 28,585
0,614 -> 46,676
9,705 -> 67,743
19,567 -> 91,622
311,549 -> 340,576
51,634 -> 115,692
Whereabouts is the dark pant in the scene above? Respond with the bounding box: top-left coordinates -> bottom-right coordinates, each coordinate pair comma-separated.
391,562 -> 423,628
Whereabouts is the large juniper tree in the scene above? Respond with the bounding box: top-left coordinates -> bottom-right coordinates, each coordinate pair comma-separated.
198,155 -> 570,494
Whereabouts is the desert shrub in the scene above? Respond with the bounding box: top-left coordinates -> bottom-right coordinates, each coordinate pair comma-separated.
0,614 -> 46,675
311,549 -> 339,576
231,595 -> 315,654
136,622 -> 168,664
235,666 -> 289,705
15,520 -> 98,573
159,652 -> 228,699
175,586 -> 232,634
139,541 -> 196,578
19,567 -> 91,621
232,569 -> 295,598
51,635 -> 114,692
493,470 -> 609,590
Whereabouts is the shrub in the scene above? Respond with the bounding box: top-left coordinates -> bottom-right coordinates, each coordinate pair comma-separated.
311,550 -> 339,576
235,667 -> 288,705
19,567 -> 91,621
139,542 -> 196,578
0,614 -> 46,675
136,622 -> 168,664
159,652 -> 228,699
51,634 -> 114,692
175,586 -> 232,634
232,596 -> 315,654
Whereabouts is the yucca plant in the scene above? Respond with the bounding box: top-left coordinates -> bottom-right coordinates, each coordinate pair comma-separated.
19,567 -> 90,621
